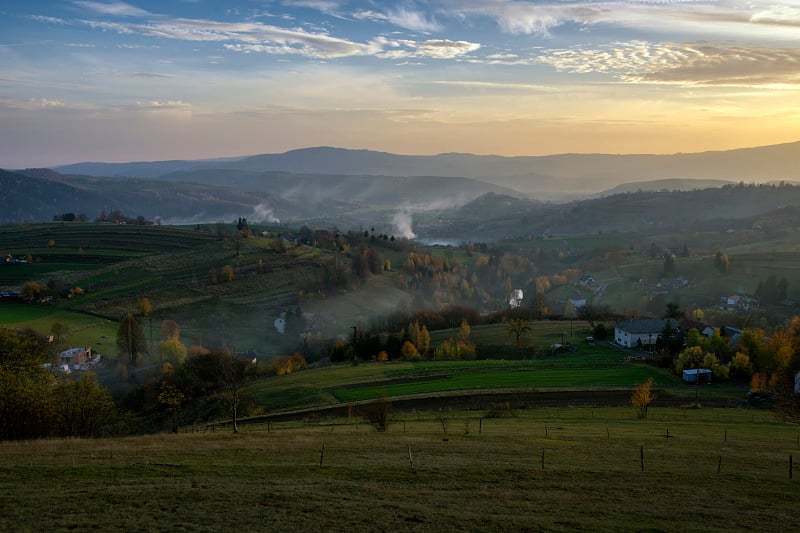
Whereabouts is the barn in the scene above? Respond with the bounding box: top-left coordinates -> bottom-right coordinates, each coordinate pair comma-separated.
682,368 -> 712,384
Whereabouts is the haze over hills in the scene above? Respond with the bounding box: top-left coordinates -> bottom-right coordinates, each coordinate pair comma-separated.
2,141 -> 799,235
51,141 -> 800,200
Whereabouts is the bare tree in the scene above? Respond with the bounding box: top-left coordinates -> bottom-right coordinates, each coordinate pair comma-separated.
217,353 -> 253,433
506,318 -> 531,348
365,395 -> 392,432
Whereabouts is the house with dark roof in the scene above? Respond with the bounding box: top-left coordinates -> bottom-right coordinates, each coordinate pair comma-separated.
679,319 -> 715,338
614,318 -> 679,349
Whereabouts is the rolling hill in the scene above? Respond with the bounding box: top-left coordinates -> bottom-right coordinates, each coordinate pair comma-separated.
52,141 -> 800,201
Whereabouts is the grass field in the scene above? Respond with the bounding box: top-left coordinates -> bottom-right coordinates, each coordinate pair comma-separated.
0,304 -> 118,353
1,407 -> 797,531
248,350 -> 701,413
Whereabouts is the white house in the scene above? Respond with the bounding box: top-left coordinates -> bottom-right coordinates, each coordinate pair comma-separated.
509,289 -> 524,309
614,318 -> 679,348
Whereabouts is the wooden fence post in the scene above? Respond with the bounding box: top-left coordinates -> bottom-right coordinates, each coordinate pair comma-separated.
640,446 -> 644,472
408,445 -> 413,469
541,449 -> 545,470
319,445 -> 325,467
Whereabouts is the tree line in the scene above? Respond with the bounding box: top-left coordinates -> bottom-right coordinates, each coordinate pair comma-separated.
0,327 -> 116,441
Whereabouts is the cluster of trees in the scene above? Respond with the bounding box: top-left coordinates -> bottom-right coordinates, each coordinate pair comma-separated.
53,212 -> 88,222
96,210 -> 155,225
327,320 -> 435,363
272,353 -> 307,375
754,275 -> 789,305
671,318 -> 800,401
714,251 -> 731,274
351,243 -> 384,282
0,328 -> 116,440
145,350 -> 257,433
208,264 -> 236,285
434,320 -> 476,360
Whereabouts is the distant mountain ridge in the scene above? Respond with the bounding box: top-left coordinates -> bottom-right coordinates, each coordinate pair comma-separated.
51,141 -> 800,201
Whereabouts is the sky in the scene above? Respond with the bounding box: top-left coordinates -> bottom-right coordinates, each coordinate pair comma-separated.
1,0 -> 800,168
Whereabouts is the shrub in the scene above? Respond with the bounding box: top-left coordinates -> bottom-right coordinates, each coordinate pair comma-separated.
365,397 -> 392,432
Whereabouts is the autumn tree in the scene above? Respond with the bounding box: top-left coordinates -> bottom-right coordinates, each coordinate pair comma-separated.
158,382 -> 186,433
714,251 -> 731,274
158,338 -> 187,366
116,314 -> 148,371
221,264 -> 235,283
20,281 -> 42,302
730,352 -> 753,378
506,318 -> 531,348
161,319 -> 180,341
400,340 -> 421,360
407,320 -> 430,356
631,378 -> 656,419
458,319 -> 471,342
135,296 -> 152,318
50,322 -> 69,355
50,321 -> 69,343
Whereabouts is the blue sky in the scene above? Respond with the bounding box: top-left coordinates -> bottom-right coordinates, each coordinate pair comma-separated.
1,0 -> 799,167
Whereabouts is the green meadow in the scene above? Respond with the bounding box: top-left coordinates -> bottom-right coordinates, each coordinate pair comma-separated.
1,407 -> 797,532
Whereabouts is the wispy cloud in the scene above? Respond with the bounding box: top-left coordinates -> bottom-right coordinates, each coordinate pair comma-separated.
29,15 -> 67,25
73,1 -> 150,17
0,97 -> 90,111
431,0 -> 800,39
378,38 -> 480,60
536,41 -> 800,87
432,80 -> 556,92
352,6 -> 442,32
27,14 -> 480,60
386,7 -> 442,32
282,0 -> 342,16
134,100 -> 191,110
131,72 -> 175,79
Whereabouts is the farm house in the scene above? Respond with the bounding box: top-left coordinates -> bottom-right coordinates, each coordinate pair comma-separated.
613,318 -> 679,349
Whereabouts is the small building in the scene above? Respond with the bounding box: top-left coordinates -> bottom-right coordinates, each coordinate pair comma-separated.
59,346 -> 91,366
683,368 -> 712,384
569,298 -> 587,308
680,319 -> 715,338
723,294 -> 758,311
614,318 -> 679,349
509,289 -> 524,309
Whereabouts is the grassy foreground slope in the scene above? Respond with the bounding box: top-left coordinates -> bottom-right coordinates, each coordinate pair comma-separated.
1,408 -> 797,531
